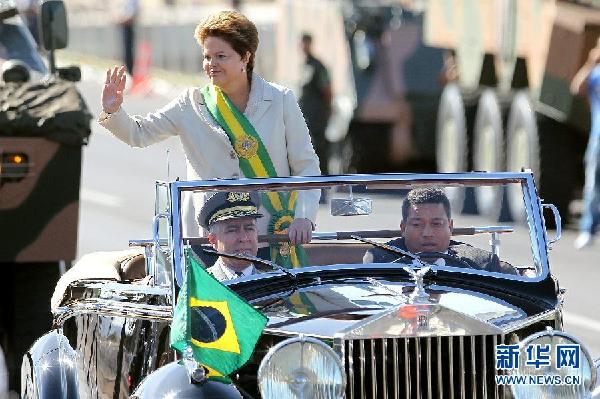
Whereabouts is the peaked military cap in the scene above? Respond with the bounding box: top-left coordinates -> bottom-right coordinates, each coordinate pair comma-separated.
198,191 -> 263,229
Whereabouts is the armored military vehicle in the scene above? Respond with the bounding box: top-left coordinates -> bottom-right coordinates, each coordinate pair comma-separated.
275,0 -> 445,174
425,0 -> 600,225
0,0 -> 91,392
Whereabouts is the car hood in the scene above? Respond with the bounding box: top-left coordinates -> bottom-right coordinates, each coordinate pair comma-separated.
258,282 -> 547,339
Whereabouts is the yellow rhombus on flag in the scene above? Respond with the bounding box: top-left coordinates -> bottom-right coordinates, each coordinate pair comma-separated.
170,248 -> 267,378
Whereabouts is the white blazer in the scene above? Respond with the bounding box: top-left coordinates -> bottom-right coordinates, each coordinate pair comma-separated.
99,74 -> 321,236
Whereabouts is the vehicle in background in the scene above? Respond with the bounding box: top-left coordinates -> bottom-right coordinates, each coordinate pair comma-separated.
0,0 -> 91,393
425,0 -> 600,225
275,0 -> 445,174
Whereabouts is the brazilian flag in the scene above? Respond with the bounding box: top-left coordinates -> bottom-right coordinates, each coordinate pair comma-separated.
170,248 -> 268,378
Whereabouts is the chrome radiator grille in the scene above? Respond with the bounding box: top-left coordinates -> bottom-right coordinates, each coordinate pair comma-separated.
343,335 -> 508,399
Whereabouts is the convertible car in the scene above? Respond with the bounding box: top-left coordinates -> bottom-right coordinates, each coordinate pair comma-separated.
22,172 -> 600,398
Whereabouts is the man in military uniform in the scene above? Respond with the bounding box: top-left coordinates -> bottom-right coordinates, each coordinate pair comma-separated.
198,191 -> 264,281
363,187 -> 516,275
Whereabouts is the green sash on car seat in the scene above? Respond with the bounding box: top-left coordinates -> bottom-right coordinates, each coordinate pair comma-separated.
201,84 -> 308,268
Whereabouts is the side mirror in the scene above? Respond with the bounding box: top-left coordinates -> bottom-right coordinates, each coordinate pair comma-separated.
330,186 -> 372,216
330,197 -> 372,216
542,203 -> 561,249
57,66 -> 81,82
40,0 -> 68,51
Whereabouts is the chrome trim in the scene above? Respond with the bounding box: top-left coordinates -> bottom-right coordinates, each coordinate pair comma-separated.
459,336 -> 465,399
449,336 -> 454,399
437,337 -> 443,399
152,212 -> 170,284
341,334 -> 507,398
359,340 -> 365,399
129,239 -> 167,247
493,335 -> 499,399
518,329 -> 597,391
382,339 -> 387,399
371,340 -> 377,398
415,338 -> 421,399
393,338 -> 399,399
523,173 -> 548,277
53,301 -> 171,326
593,358 -> 600,398
482,335 -> 487,398
470,336 -> 476,398
426,337 -> 432,399
542,203 -> 562,247
170,181 -> 183,289
168,171 -> 548,290
405,338 -> 410,399
473,226 -> 514,234
348,340 -> 354,399
501,308 -> 557,333
257,336 -> 346,397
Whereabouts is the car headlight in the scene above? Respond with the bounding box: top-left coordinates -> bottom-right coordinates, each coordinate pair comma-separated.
511,330 -> 596,399
258,336 -> 346,399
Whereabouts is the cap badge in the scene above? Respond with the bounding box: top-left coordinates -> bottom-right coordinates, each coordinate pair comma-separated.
227,192 -> 251,203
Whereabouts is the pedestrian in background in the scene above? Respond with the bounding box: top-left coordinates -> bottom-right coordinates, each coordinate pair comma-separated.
115,0 -> 139,76
99,11 -> 320,266
571,37 -> 600,249
299,33 -> 332,175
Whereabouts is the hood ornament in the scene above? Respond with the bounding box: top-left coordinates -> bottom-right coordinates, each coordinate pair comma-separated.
402,266 -> 433,304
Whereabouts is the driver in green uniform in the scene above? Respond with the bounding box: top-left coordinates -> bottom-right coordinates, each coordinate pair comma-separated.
363,187 -> 517,275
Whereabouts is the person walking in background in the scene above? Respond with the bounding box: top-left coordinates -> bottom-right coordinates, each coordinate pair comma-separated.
571,37 -> 600,249
99,11 -> 320,267
115,0 -> 139,76
299,33 -> 332,175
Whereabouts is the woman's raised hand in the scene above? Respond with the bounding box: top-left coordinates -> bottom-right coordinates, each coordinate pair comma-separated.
102,66 -> 127,114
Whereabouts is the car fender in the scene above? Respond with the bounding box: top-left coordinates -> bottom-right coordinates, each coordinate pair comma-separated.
593,359 -> 600,398
20,330 -> 78,399
131,362 -> 242,399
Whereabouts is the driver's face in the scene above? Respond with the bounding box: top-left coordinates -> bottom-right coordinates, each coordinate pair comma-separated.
401,203 -> 453,253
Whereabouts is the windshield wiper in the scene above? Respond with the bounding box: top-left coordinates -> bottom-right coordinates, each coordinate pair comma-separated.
201,248 -> 297,282
349,235 -> 428,268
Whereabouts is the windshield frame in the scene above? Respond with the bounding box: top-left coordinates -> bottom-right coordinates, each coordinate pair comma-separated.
165,172 -> 549,295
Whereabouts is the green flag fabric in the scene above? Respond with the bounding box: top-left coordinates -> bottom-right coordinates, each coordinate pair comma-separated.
170,248 -> 268,378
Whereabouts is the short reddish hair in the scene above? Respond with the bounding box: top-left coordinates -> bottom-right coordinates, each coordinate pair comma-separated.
195,11 -> 259,81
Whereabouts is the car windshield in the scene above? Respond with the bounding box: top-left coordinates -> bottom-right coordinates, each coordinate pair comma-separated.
0,15 -> 46,74
165,173 -> 547,285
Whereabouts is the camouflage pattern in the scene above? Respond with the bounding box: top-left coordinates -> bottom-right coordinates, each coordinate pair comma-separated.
425,0 -> 600,133
0,137 -> 81,262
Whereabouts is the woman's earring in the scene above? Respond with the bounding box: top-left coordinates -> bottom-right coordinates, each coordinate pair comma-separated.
242,66 -> 246,72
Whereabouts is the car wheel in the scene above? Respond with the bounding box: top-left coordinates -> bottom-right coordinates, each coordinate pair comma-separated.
473,89 -> 505,220
436,84 -> 468,210
506,91 -> 540,222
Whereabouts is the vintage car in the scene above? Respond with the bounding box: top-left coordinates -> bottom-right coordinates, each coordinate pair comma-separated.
21,172 -> 600,398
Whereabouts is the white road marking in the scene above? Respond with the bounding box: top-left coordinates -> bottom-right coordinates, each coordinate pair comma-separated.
80,188 -> 123,208
563,312 -> 600,333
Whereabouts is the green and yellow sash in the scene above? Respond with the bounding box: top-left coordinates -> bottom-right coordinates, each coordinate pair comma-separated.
201,84 -> 308,268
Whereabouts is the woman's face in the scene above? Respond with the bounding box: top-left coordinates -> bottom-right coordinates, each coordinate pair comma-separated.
202,35 -> 249,91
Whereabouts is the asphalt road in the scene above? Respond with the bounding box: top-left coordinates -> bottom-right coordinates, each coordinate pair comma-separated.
76,70 -> 600,361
